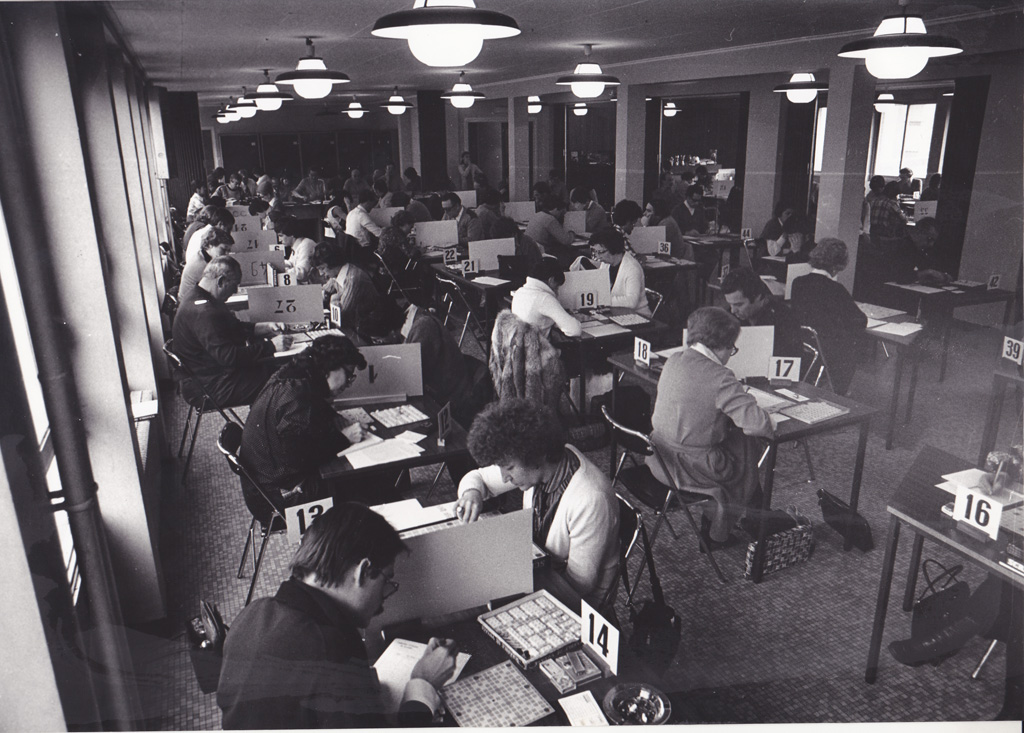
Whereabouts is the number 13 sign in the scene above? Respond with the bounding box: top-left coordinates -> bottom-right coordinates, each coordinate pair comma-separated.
285,497 -> 335,545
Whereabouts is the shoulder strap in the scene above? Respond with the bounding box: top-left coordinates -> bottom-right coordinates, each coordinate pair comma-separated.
637,519 -> 666,606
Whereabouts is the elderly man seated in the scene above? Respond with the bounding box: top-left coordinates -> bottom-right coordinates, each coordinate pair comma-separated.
456,398 -> 619,607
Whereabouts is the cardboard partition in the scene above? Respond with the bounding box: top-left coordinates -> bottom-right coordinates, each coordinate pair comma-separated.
558,269 -> 612,311
503,201 -> 537,224
243,284 -> 323,324
453,189 -> 477,209
370,206 -> 404,229
233,228 -> 279,252
627,226 -> 668,254
468,238 -> 516,271
674,325 -> 776,379
784,263 -> 813,299
231,249 -> 286,286
413,220 -> 459,248
563,210 -> 587,236
333,343 -> 423,403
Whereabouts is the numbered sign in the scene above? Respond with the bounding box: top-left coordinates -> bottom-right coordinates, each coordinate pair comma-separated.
330,303 -> 342,328
236,229 -> 278,252
657,241 -> 671,256
769,356 -> 801,381
634,337 -> 651,366
231,215 -> 261,234
285,497 -> 334,545
246,284 -> 322,324
953,484 -> 1003,540
443,247 -> 460,266
232,250 -> 286,286
463,259 -> 479,275
579,291 -> 597,309
266,268 -> 295,288
580,600 -> 619,675
720,263 -> 730,280
437,402 -> 452,446
1003,337 -> 1024,365
988,274 -> 1001,290
740,227 -> 753,239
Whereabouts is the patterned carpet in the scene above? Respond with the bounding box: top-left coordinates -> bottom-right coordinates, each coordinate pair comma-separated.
128,317 -> 1022,730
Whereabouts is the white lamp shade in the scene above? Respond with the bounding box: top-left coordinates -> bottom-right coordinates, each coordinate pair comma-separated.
839,14 -> 961,81
663,102 -> 678,118
572,103 -> 588,117
874,93 -> 896,113
865,49 -> 930,80
387,95 -> 408,115
441,76 -> 484,108
346,102 -> 365,119
570,63 -> 606,99
527,95 -> 541,114
254,82 -> 284,111
408,29 -> 484,67
786,73 -> 819,103
293,58 -> 332,99
232,96 -> 258,118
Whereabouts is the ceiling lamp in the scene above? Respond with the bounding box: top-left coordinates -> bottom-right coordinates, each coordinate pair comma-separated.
440,71 -> 484,109
345,100 -> 366,119
215,110 -> 234,124
275,37 -> 350,99
572,102 -> 588,117
217,100 -> 240,123
228,90 -> 258,119
527,95 -> 542,114
372,0 -> 521,68
662,102 -> 678,118
383,87 -> 414,115
837,0 -> 962,80
874,92 -> 897,113
245,69 -> 293,111
773,72 -> 828,104
556,44 -> 620,99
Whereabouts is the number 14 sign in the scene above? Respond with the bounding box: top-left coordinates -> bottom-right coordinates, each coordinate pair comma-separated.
580,600 -> 619,675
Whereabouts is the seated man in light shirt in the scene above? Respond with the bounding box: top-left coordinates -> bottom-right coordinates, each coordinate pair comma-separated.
524,193 -> 576,268
510,257 -> 583,339
456,399 -> 619,608
345,189 -> 383,249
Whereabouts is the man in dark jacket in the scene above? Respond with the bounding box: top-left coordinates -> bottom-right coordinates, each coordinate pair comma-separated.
218,503 -> 457,729
721,267 -> 803,359
171,256 -> 287,406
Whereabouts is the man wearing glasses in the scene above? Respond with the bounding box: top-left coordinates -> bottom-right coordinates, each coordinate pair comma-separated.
218,502 -> 457,728
648,307 -> 776,550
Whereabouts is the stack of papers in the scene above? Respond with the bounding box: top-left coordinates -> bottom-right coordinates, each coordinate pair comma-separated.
857,303 -> 906,320
582,323 -> 629,337
871,322 -> 923,337
472,276 -> 510,286
370,498 -> 458,532
346,438 -> 425,469
372,639 -> 470,714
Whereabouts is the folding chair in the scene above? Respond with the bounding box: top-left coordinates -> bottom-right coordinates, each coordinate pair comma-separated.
600,405 -> 727,582
645,287 -> 664,319
373,250 -> 420,303
163,339 -> 244,484
800,325 -> 834,391
435,275 -> 489,356
217,422 -> 287,606
599,494 -> 644,613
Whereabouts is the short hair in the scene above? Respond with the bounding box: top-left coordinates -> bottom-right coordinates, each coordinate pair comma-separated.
358,189 -> 377,206
302,333 -> 366,374
276,216 -> 301,238
531,181 -> 551,197
289,502 -> 407,588
194,205 -> 218,225
391,191 -> 411,207
773,201 -> 794,219
228,172 -> 241,183
808,237 -> 849,275
202,255 -> 241,282
612,199 -> 643,227
537,193 -> 562,212
248,199 -> 270,216
207,206 -> 236,230
390,210 -> 414,229
440,191 -> 462,208
883,181 -> 901,198
210,166 -> 226,181
314,242 -> 347,269
686,307 -> 741,350
372,179 -> 388,196
900,167 -> 913,177
928,173 -> 941,188
590,227 -> 626,255
467,398 -> 566,468
191,178 -> 203,191
202,228 -> 234,251
680,171 -> 696,183
868,175 -> 886,191
569,187 -> 592,205
649,198 -> 671,219
915,217 -> 939,235
686,183 -> 704,198
720,267 -> 768,302
529,256 -> 565,286
491,216 -> 520,240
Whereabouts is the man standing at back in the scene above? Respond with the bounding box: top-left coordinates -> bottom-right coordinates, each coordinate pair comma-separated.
720,267 -> 803,359
172,256 -> 288,407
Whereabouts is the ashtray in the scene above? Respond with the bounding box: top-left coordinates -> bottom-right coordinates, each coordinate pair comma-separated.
602,683 -> 671,725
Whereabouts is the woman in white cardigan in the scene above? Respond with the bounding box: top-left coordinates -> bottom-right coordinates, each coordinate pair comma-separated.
455,399 -> 619,607
588,228 -> 649,313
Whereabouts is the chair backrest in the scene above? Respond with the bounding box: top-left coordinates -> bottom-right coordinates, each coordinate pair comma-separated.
799,325 -> 833,390
217,422 -> 284,524
600,493 -> 643,611
374,251 -> 403,296
798,326 -> 821,384
645,287 -> 664,318
600,404 -> 654,458
435,274 -> 487,350
163,339 -> 241,421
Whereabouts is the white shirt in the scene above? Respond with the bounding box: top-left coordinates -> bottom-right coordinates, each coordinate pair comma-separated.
606,252 -> 649,312
510,277 -> 583,338
345,205 -> 382,247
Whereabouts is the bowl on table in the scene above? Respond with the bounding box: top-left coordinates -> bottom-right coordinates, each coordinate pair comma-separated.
602,683 -> 671,725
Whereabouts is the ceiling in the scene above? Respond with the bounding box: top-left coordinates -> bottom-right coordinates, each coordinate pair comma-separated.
103,0 -> 1023,107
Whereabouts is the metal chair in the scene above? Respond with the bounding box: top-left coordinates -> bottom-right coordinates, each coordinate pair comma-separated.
799,325 -> 834,391
373,250 -> 420,303
599,493 -> 645,613
644,287 -> 664,319
600,405 -> 727,583
217,422 -> 287,606
162,339 -> 244,484
435,274 -> 489,356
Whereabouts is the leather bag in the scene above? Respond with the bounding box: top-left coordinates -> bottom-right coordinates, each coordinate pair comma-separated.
817,488 -> 874,551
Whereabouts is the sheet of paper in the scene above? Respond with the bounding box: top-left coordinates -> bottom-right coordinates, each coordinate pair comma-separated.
472,276 -> 510,286
857,302 -> 906,320
557,690 -> 608,726
935,480 -> 960,495
370,498 -> 423,528
346,438 -> 424,469
762,255 -> 786,262
642,259 -> 674,268
273,343 -> 310,358
131,400 -> 159,420
885,281 -> 945,294
656,345 -> 686,357
775,388 -> 809,402
394,430 -> 427,444
582,323 -> 629,337
865,318 -> 886,329
372,638 -> 470,714
336,432 -> 383,457
871,321 -> 924,337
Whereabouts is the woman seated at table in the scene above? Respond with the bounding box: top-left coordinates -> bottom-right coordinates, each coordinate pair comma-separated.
315,242 -> 402,343
510,257 -> 583,339
277,215 -> 319,284
178,227 -> 233,302
642,198 -> 693,260
378,209 -> 417,272
239,335 -> 367,524
581,228 -> 650,314
456,398 -> 619,607
649,307 -> 776,548
789,238 -> 866,395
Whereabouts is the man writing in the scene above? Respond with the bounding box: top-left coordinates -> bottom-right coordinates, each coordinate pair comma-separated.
720,267 -> 803,359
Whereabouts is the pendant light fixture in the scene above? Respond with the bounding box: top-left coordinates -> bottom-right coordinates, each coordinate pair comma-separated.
245,70 -> 293,111
838,0 -> 962,80
440,71 -> 485,109
345,99 -> 366,119
556,44 -> 620,99
662,101 -> 678,118
382,87 -> 415,115
527,96 -> 542,114
228,89 -> 258,119
372,0 -> 521,68
217,98 -> 240,123
572,102 -> 588,117
275,38 -> 350,99
773,73 -> 828,104
874,93 -> 897,113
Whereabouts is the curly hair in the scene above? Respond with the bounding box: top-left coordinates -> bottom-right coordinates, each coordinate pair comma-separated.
685,306 -> 741,351
467,398 -> 566,468
808,237 -> 849,275
590,227 -> 626,255
611,199 -> 642,227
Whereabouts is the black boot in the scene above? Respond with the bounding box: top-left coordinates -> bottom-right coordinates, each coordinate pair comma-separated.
888,614 -> 986,667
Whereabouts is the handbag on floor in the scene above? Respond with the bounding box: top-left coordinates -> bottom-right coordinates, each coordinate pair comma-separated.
628,520 -> 681,673
910,559 -> 972,642
743,506 -> 814,579
187,600 -> 228,694
817,489 -> 874,551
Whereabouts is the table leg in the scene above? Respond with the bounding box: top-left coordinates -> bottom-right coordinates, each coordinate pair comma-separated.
846,420 -> 871,551
904,344 -> 920,425
866,516 -> 901,683
977,374 -> 1007,467
902,534 -> 925,612
750,442 -> 779,584
886,346 -> 905,451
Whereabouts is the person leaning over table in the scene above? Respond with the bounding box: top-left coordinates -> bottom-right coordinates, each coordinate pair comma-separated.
525,193 -> 576,268
569,186 -> 609,233
641,197 -> 693,260
178,226 -> 233,302
648,307 -> 777,548
440,191 -> 483,246
720,266 -> 804,359
217,502 -> 457,729
316,242 -> 402,342
575,227 -> 650,314
172,256 -> 289,407
456,398 -> 620,607
391,190 -> 433,224
292,167 -> 328,203
510,257 -> 583,339
276,215 -> 319,284
345,189 -> 383,249
789,238 -> 867,396
491,215 -> 543,273
670,183 -> 708,236
184,205 -> 235,264
474,186 -> 502,239
759,200 -> 796,257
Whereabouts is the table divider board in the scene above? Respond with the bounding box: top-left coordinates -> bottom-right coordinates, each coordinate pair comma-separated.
558,269 -> 612,310
914,200 -> 937,219
627,226 -> 667,254
232,249 -> 286,286
225,204 -> 253,220
663,325 -> 776,380
413,220 -> 459,249
369,206 -> 404,229
332,343 -> 424,404
784,263 -> 814,299
234,228 -> 279,252
366,509 -> 533,630
563,210 -> 587,235
468,238 -> 516,271
230,215 -> 262,236
453,189 -> 477,209
504,201 -> 537,224
241,284 -> 323,324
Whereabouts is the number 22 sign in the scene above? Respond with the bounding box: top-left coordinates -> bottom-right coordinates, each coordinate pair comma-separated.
285,497 -> 334,545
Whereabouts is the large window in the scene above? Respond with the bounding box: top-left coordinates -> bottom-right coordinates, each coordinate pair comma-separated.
873,103 -> 937,178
